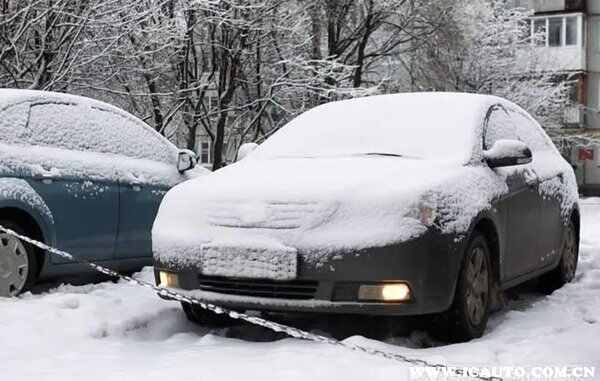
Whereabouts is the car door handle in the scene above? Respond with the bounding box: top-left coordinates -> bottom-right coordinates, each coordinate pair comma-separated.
32,176 -> 54,184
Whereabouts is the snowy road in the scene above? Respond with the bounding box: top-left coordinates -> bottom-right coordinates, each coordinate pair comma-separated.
2,199 -> 600,381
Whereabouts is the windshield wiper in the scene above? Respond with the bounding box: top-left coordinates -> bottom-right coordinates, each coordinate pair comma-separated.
363,152 -> 402,157
361,152 -> 422,159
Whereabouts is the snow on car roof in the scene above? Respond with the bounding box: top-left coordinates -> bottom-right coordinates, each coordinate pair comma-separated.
0,89 -> 178,165
253,92 -> 504,164
0,89 -> 199,186
0,89 -> 129,116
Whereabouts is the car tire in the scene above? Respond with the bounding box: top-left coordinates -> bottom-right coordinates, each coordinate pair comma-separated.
0,220 -> 39,297
444,233 -> 492,342
538,221 -> 578,293
181,302 -> 237,327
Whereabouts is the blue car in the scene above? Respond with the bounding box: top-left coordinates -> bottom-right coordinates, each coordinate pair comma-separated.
0,90 -> 201,297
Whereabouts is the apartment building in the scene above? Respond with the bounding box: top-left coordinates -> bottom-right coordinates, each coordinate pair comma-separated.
515,0 -> 600,128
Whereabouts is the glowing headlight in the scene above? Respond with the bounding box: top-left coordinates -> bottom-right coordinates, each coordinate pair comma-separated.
158,271 -> 179,288
358,283 -> 411,302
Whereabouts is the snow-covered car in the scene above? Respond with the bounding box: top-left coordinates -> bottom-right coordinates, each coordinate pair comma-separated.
152,93 -> 579,341
0,90 -> 205,297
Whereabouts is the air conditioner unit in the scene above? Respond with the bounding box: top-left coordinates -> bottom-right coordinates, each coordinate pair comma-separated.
564,106 -> 584,126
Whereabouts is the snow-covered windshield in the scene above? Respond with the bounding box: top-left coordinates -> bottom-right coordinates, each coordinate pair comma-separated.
253,93 -> 486,163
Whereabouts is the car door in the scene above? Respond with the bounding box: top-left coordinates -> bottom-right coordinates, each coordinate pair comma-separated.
483,105 -> 542,281
511,108 -> 565,269
21,101 -> 119,264
82,107 -> 181,260
116,173 -> 171,259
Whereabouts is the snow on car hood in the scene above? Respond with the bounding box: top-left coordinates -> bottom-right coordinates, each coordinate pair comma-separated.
153,156 -> 508,268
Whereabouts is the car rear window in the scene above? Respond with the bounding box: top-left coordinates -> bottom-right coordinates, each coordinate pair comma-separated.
22,102 -> 176,165
0,102 -> 30,142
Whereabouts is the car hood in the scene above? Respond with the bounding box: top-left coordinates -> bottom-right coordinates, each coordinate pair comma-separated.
152,156 -> 505,268
168,156 -> 463,202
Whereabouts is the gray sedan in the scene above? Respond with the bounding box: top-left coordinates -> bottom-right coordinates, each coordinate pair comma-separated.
153,93 -> 579,342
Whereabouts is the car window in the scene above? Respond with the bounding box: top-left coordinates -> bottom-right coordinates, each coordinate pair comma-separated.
85,106 -> 177,165
509,108 -> 553,152
483,105 -> 517,150
25,102 -> 176,165
0,102 -> 30,142
26,102 -> 90,150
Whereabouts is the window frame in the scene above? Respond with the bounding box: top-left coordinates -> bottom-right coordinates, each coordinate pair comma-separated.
548,17 -> 563,47
529,13 -> 583,48
200,140 -> 212,165
565,16 -> 578,46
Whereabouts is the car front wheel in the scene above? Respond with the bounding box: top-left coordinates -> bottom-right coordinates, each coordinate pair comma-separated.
0,220 -> 39,297
445,234 -> 491,342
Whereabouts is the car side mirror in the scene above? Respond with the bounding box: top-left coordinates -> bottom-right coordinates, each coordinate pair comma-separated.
177,149 -> 198,173
484,139 -> 532,168
236,142 -> 259,162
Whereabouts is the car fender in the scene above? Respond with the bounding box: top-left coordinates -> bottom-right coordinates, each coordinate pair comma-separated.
460,207 -> 506,281
0,178 -> 56,249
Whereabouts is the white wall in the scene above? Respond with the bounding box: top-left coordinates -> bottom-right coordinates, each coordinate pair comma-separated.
588,16 -> 600,72
588,0 -> 600,14
532,0 -> 566,12
528,46 -> 586,71
586,72 -> 600,128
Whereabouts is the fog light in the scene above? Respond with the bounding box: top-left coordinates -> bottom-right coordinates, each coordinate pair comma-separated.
358,283 -> 411,302
158,271 -> 179,288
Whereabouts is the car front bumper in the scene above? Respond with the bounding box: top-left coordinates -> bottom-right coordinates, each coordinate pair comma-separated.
153,231 -> 466,316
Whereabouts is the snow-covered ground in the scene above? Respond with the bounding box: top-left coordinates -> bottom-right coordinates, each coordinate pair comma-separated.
2,198 -> 600,380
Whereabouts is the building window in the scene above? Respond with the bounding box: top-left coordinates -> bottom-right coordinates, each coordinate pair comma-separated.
548,18 -> 562,46
530,15 -> 581,48
200,141 -> 211,164
565,17 -> 578,45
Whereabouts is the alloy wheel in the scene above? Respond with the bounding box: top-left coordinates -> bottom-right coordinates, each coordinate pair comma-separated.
561,224 -> 578,282
0,233 -> 29,297
464,246 -> 489,326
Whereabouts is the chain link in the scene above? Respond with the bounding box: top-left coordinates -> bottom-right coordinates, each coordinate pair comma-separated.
0,225 -> 502,381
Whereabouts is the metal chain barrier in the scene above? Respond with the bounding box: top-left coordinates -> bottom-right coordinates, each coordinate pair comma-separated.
0,225 -> 502,381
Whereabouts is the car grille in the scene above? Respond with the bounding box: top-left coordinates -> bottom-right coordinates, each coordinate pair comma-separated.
197,275 -> 318,300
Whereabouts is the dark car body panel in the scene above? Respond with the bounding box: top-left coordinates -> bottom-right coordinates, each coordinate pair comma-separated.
27,176 -> 120,264
155,230 -> 468,315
